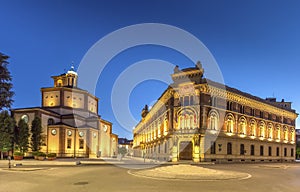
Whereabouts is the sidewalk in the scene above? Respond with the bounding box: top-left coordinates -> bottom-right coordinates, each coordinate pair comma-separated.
0,156 -> 159,167
0,156 -> 216,168
0,158 -> 80,167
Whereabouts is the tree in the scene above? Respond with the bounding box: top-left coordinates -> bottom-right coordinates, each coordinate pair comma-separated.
15,119 -> 30,153
0,111 -> 15,159
30,117 -> 43,151
0,53 -> 14,110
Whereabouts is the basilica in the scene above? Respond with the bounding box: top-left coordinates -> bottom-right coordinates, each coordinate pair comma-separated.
133,62 -> 297,163
12,67 -> 118,158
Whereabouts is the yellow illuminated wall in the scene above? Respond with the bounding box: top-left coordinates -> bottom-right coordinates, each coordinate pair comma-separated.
64,91 -> 84,108
43,91 -> 60,107
88,96 -> 97,113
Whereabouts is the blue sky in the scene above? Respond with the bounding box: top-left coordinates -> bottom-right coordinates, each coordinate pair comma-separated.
1,0 -> 300,138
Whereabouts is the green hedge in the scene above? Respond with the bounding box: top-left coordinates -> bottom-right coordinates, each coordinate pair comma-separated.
13,151 -> 24,156
47,153 -> 57,158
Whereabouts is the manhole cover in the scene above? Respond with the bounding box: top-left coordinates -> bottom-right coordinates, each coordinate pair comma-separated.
73,181 -> 89,185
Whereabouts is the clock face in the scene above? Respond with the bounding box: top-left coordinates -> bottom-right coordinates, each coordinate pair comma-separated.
93,132 -> 97,138
67,130 -> 72,136
21,114 -> 29,123
79,131 -> 84,137
103,125 -> 108,132
51,129 -> 57,135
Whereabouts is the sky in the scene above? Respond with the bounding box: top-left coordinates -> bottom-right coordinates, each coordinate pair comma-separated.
1,0 -> 300,139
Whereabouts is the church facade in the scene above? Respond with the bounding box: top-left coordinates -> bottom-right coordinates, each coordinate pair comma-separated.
133,63 -> 297,163
12,67 -> 118,158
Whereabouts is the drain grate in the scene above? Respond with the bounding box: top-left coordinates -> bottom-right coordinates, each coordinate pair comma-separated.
73,181 -> 89,185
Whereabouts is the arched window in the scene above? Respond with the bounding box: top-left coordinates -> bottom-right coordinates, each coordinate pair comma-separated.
179,116 -> 184,129
186,115 -> 190,128
163,116 -> 168,135
177,110 -> 196,129
267,123 -> 273,139
57,79 -> 63,87
259,121 -> 265,138
238,117 -> 247,135
225,114 -> 234,133
239,105 -> 244,114
157,120 -> 161,138
250,119 -> 256,136
276,126 -> 281,140
240,144 -> 245,155
48,118 -> 55,125
208,110 -> 219,130
227,142 -> 232,155
189,115 -> 194,129
291,129 -> 295,142
284,127 -> 288,141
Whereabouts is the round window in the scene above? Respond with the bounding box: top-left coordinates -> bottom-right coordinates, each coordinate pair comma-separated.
21,114 -> 29,123
51,129 -> 57,135
79,131 -> 84,137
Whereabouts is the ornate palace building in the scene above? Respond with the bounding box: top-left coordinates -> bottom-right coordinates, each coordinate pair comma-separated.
133,62 -> 297,163
12,67 -> 118,158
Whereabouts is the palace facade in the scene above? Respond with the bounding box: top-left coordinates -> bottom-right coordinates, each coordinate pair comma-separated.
133,62 -> 297,163
12,67 -> 118,158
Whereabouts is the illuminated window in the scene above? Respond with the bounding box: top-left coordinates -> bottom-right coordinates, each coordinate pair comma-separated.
179,116 -> 184,129
208,111 -> 219,130
186,115 -> 190,128
291,130 -> 295,142
250,120 -> 256,136
239,117 -> 246,135
225,114 -> 234,133
163,117 -> 168,135
267,124 -> 273,139
57,80 -> 62,87
276,126 -> 280,139
284,127 -> 288,141
259,122 -> 265,138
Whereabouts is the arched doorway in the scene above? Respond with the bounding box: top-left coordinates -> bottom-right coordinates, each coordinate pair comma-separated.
179,141 -> 193,160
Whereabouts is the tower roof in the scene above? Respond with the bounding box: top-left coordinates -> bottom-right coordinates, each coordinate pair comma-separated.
67,65 -> 77,75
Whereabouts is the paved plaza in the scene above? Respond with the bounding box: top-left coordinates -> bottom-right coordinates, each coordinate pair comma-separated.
0,157 -> 300,192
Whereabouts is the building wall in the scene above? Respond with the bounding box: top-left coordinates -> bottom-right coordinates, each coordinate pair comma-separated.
12,71 -> 117,158
64,91 -> 85,109
133,67 -> 297,163
99,122 -> 112,157
43,91 -> 61,107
